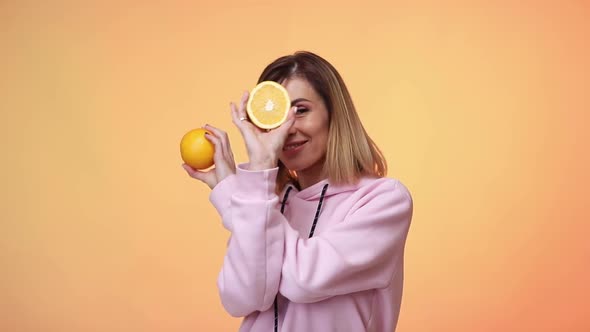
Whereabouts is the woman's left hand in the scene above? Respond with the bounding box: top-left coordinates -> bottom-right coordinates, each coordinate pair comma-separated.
231,91 -> 296,171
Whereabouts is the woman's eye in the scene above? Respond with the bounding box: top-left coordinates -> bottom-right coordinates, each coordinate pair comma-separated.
295,107 -> 309,114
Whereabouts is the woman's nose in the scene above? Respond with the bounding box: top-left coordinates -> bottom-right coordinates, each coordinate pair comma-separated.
287,119 -> 298,134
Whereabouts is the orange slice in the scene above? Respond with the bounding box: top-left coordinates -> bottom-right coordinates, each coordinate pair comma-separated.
246,81 -> 291,129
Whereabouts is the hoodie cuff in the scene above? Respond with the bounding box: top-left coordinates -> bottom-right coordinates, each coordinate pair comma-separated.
209,174 -> 237,216
235,163 -> 279,200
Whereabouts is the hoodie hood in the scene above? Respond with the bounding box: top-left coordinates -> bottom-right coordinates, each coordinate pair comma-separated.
282,177 -> 368,201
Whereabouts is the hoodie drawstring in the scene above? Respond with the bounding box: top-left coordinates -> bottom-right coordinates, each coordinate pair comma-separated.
274,183 -> 329,332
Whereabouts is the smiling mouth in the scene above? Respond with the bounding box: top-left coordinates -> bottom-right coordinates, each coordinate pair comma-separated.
283,141 -> 308,151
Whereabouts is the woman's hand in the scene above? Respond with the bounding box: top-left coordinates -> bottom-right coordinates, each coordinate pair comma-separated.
182,124 -> 236,189
231,91 -> 296,171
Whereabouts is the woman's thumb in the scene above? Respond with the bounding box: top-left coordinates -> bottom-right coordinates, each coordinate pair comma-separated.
276,107 -> 296,136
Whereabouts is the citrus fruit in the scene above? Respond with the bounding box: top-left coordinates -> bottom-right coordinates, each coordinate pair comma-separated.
180,128 -> 214,169
246,81 -> 291,129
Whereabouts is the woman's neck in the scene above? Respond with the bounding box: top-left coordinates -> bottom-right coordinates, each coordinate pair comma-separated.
295,161 -> 325,190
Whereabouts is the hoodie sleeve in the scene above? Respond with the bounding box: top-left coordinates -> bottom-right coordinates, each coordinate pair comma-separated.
209,174 -> 238,232
212,165 -> 285,317
279,180 -> 413,304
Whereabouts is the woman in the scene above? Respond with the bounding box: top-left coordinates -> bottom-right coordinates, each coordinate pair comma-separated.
183,51 -> 413,332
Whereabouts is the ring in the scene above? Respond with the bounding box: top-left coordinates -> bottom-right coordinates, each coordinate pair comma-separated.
239,117 -> 247,121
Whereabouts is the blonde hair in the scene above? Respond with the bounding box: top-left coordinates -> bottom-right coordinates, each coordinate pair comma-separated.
257,51 -> 387,192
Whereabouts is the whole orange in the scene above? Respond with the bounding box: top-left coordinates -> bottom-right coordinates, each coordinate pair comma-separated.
180,128 -> 215,169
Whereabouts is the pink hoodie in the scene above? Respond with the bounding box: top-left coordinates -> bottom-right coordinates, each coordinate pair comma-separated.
209,165 -> 413,332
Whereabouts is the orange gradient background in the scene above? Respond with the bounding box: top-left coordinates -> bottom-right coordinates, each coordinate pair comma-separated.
1,1 -> 589,331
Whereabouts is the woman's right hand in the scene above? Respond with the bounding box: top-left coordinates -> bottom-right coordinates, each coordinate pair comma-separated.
182,124 -> 236,189
230,91 -> 296,171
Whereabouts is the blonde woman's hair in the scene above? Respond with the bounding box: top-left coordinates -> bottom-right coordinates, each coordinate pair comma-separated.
257,51 -> 387,192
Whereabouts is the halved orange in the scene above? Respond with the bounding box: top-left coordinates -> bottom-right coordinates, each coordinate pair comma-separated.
246,81 -> 291,130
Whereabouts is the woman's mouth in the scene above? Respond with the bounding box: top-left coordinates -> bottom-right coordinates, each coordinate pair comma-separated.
283,141 -> 308,152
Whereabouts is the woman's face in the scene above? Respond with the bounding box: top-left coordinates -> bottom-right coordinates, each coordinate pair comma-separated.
279,77 -> 330,178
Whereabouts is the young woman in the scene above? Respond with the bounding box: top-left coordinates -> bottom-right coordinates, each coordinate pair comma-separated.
183,51 -> 413,332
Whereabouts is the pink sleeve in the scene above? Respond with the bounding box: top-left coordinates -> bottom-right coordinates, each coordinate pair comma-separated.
279,180 -> 413,303
214,165 -> 286,317
209,174 -> 237,231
